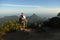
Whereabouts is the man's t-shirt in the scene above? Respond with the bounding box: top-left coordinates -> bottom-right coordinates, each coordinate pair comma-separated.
23,15 -> 26,19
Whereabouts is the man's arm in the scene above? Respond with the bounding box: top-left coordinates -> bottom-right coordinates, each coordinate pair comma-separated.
23,16 -> 27,22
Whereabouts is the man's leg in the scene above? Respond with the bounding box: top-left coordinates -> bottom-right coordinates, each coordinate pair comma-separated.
20,22 -> 24,30
23,22 -> 25,29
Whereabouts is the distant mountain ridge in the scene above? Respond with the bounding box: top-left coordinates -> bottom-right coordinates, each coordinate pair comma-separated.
0,14 -> 45,26
0,15 -> 19,26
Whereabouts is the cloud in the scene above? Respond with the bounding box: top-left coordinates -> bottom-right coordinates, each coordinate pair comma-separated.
0,4 -> 41,7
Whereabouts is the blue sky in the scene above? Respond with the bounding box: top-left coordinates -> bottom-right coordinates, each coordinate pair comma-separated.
0,0 -> 60,8
0,0 -> 60,17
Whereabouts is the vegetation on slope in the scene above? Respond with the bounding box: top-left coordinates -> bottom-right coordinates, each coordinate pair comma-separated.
0,20 -> 42,36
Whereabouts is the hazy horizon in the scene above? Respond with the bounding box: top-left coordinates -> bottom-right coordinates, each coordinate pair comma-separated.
0,13 -> 58,19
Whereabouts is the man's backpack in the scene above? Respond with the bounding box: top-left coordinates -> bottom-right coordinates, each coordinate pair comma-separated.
19,15 -> 23,23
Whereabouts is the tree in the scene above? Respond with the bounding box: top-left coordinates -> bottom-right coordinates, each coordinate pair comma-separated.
45,17 -> 60,28
57,12 -> 60,16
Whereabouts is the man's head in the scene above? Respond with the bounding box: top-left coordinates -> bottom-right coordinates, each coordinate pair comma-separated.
21,12 -> 24,15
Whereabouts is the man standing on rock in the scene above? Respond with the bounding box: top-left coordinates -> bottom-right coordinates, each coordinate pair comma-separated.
19,12 -> 27,30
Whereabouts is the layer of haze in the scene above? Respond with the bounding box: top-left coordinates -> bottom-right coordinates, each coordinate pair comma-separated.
0,0 -> 60,17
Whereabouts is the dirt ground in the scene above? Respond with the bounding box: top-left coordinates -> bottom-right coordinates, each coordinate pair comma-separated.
2,28 -> 60,40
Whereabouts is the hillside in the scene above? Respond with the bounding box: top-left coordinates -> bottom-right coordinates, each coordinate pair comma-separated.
0,14 -> 60,40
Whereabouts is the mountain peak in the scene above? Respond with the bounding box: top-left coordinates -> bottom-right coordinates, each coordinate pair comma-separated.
31,14 -> 38,17
30,14 -> 39,18
28,14 -> 40,23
